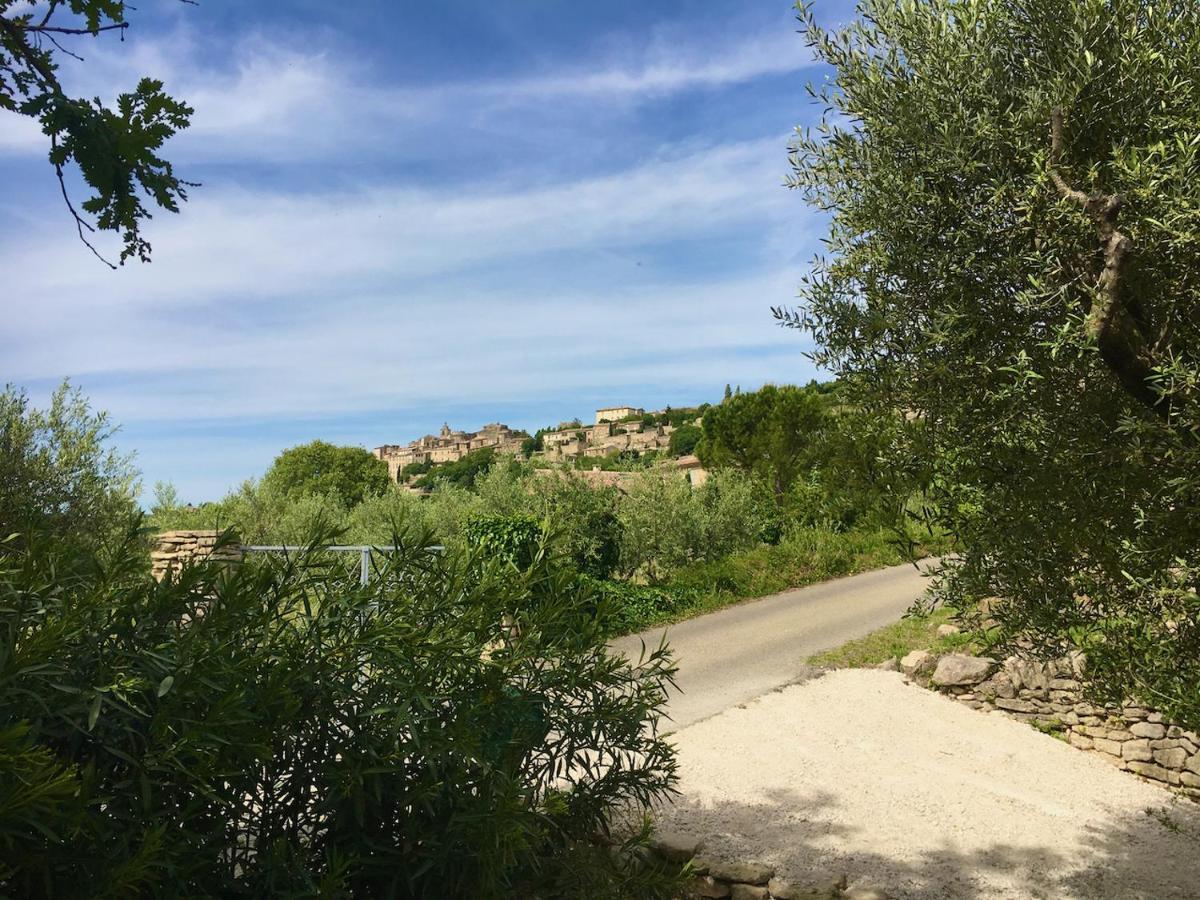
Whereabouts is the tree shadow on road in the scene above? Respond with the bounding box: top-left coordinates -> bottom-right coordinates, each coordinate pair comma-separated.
657,786 -> 1200,898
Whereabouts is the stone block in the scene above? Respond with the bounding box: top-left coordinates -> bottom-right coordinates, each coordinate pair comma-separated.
649,830 -> 703,863
995,698 -> 1038,713
1068,733 -> 1094,751
1180,772 -> 1200,789
707,861 -> 774,886
730,885 -> 769,900
1153,748 -> 1188,770
1130,722 -> 1167,740
1126,761 -> 1180,785
1048,678 -> 1079,691
932,654 -> 997,687
843,886 -> 891,900
1185,753 -> 1200,776
692,875 -> 731,898
1150,738 -> 1181,750
900,650 -> 935,676
1005,658 -> 1048,692
1093,738 -> 1124,757
1121,740 -> 1152,762
768,875 -> 846,899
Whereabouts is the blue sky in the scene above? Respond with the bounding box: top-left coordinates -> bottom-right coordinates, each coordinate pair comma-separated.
1,0 -> 853,502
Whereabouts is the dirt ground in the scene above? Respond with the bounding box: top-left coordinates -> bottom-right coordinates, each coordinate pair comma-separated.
658,669 -> 1200,899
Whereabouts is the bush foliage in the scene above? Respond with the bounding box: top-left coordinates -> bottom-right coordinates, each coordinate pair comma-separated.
0,522 -> 679,897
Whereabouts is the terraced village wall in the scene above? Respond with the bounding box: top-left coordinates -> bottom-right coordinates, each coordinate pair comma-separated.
901,650 -> 1200,797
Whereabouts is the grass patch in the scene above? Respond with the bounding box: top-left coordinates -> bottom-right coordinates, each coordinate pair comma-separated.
609,525 -> 951,635
806,607 -> 977,668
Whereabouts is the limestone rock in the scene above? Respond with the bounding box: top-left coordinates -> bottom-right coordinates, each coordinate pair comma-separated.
1185,753 -> 1200,776
1068,733 -> 1094,751
900,650 -> 935,676
1153,747 -> 1188,769
1126,761 -> 1180,785
995,697 -> 1037,713
983,672 -> 1017,699
1130,722 -> 1167,740
729,885 -> 769,900
768,874 -> 846,899
1093,738 -> 1124,757
693,875 -> 731,898
936,623 -> 962,637
649,830 -> 702,863
1121,740 -> 1152,762
843,885 -> 892,900
874,658 -> 900,672
707,860 -> 774,886
932,654 -> 996,687
1005,658 -> 1048,693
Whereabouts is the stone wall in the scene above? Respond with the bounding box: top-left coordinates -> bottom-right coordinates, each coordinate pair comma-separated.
902,650 -> 1200,797
646,833 -> 889,899
151,530 -> 243,580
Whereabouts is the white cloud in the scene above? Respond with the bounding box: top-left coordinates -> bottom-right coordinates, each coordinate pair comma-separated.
3,134 -> 814,423
0,19 -> 811,162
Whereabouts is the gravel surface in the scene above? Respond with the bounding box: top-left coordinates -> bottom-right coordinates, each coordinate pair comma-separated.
659,669 -> 1200,899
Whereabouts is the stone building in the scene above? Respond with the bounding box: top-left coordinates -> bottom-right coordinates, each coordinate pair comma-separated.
373,422 -> 528,482
595,405 -> 644,424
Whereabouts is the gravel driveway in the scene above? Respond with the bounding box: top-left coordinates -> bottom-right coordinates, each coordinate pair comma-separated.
658,669 -> 1200,899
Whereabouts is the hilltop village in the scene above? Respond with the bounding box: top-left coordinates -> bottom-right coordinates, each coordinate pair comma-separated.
372,404 -> 707,488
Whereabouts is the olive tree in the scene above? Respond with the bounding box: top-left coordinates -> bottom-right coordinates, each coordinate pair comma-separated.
783,0 -> 1200,726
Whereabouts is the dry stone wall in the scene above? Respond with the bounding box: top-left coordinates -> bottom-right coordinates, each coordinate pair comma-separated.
646,832 -> 890,899
151,530 -> 243,580
901,650 -> 1200,797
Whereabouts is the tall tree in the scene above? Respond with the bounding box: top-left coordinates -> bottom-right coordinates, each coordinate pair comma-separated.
783,0 -> 1200,727
0,0 -> 193,265
262,441 -> 390,509
696,384 -> 829,500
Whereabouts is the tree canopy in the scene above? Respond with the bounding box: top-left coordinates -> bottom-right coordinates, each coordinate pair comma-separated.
785,0 -> 1200,727
696,384 -> 830,500
262,440 -> 390,509
0,0 -> 193,265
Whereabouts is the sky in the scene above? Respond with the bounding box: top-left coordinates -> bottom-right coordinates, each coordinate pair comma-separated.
1,0 -> 854,502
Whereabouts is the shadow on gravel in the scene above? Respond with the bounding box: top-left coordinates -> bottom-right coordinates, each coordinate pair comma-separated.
660,787 -> 1200,898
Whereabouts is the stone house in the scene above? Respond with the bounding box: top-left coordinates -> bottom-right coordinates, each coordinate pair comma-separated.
595,406 -> 644,424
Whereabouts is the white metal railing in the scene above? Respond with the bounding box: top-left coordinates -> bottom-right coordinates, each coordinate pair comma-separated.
241,545 -> 443,586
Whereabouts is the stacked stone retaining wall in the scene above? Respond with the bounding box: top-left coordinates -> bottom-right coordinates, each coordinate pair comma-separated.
901,649 -> 1200,797
646,833 -> 889,899
151,530 -> 243,580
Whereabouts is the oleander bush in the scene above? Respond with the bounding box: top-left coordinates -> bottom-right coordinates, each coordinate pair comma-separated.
0,522 -> 679,897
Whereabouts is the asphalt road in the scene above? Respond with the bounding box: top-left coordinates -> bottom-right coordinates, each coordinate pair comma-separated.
610,560 -> 938,730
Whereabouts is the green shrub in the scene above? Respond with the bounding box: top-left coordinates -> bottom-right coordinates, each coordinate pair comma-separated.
0,382 -> 136,552
582,576 -> 699,635
616,467 -> 772,582
0,523 -> 679,897
464,514 -> 544,569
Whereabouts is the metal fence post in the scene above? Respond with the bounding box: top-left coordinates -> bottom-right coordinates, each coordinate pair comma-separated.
360,547 -> 370,586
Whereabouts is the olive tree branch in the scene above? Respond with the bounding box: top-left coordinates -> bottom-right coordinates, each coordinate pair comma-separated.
1048,107 -> 1168,419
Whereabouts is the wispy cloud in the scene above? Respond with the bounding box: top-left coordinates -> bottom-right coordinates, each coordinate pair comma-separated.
1,5 -> 822,497
5,134 -> 814,424
0,21 -> 812,161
